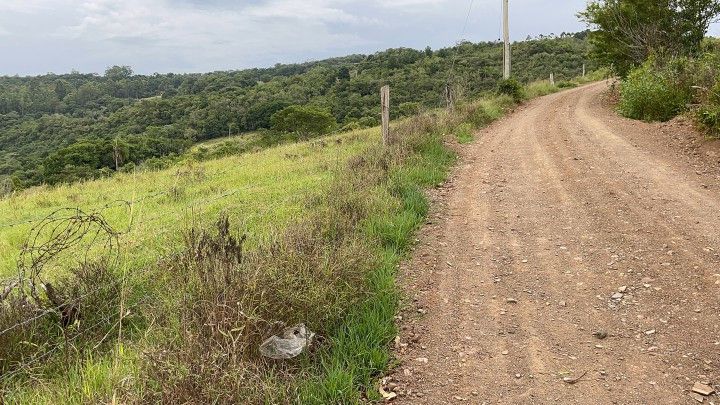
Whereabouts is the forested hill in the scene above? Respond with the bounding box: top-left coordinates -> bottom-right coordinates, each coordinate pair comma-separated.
0,32 -> 592,189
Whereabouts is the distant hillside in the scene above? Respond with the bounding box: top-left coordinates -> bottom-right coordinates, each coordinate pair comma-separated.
0,32 -> 593,189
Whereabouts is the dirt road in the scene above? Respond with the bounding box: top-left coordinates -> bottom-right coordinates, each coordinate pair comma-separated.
391,82 -> 720,404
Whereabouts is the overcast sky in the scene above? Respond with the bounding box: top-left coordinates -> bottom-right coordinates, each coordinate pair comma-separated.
1,0 -> 719,76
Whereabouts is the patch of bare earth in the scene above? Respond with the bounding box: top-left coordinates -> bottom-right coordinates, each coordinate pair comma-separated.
389,82 -> 720,404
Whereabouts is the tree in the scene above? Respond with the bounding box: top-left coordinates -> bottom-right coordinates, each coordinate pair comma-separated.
270,105 -> 336,138
580,0 -> 720,76
105,65 -> 134,81
338,66 -> 351,81
674,0 -> 720,53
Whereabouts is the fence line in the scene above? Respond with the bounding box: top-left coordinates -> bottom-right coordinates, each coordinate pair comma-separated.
0,182 -> 279,338
0,166 -> 237,230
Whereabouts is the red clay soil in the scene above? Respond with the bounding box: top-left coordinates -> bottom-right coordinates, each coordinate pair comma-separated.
389,82 -> 720,404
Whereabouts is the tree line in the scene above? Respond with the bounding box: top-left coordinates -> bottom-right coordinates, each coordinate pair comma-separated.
0,34 -> 593,189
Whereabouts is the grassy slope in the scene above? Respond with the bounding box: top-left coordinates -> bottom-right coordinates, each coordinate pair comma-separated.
1,78 -> 594,403
0,131 -> 371,279
1,130 -> 374,403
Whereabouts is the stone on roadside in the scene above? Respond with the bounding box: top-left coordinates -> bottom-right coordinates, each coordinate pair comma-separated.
692,382 -> 715,396
690,392 -> 705,403
593,330 -> 608,340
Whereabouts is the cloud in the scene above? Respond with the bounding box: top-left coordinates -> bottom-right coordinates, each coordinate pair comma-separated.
377,0 -> 448,9
29,0 -> 369,73
244,0 -> 361,23
0,0 -> 58,12
0,0 -> 650,75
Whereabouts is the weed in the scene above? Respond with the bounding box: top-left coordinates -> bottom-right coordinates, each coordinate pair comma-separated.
455,123 -> 474,144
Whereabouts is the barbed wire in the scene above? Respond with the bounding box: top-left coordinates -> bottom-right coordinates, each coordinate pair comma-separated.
0,179 -> 301,337
0,279 -> 121,338
0,165 -> 237,231
0,150 -> 326,383
0,293 -> 151,385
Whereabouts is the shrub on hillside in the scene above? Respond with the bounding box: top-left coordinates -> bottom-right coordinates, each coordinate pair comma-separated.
697,78 -> 720,136
618,58 -> 694,122
270,105 -> 337,138
339,121 -> 362,132
557,81 -> 578,88
357,116 -> 378,128
698,104 -> 720,136
399,102 -> 421,117
497,78 -> 525,102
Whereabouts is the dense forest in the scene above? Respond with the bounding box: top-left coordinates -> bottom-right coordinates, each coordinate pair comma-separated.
0,32 -> 593,189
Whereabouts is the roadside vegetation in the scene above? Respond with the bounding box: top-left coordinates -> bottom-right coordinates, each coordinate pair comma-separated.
581,0 -> 720,137
0,71 -> 593,402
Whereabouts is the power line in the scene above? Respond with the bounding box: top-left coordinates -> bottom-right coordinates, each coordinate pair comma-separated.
460,0 -> 476,40
447,0 -> 476,108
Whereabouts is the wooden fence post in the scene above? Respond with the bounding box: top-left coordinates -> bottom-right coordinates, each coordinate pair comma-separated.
582,63 -> 586,77
550,73 -> 555,86
381,85 -> 390,146
445,83 -> 454,110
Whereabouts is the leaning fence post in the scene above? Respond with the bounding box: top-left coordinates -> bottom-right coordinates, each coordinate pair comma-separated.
381,85 -> 390,146
445,83 -> 454,110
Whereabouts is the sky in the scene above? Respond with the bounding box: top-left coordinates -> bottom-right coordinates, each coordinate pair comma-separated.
1,0 -> 718,76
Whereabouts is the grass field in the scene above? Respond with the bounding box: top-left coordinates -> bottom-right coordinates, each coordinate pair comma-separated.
0,129 -> 376,402
0,131 -> 372,280
0,80 -> 589,403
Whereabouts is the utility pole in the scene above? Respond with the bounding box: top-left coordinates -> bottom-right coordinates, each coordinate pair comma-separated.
502,0 -> 511,79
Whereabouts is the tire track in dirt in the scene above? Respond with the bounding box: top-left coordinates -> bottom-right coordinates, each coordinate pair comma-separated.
392,82 -> 720,404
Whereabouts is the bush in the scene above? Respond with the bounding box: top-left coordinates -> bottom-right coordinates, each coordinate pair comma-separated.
618,58 -> 694,122
497,78 -> 525,102
557,81 -> 578,88
270,105 -> 337,138
399,102 -> 421,117
698,104 -> 720,136
0,178 -> 13,198
339,121 -> 361,132
697,77 -> 720,136
357,116 -> 378,128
